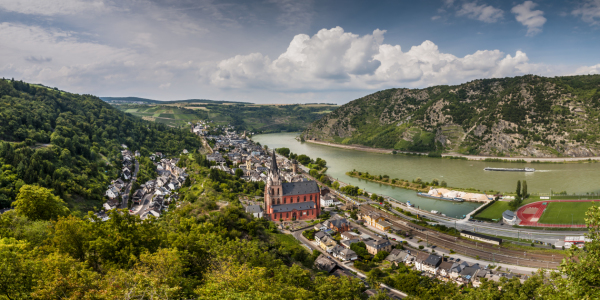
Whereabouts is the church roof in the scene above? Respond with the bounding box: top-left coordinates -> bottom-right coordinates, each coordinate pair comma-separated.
281,181 -> 320,196
272,201 -> 316,213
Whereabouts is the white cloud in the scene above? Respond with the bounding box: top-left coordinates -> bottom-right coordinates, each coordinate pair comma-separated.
208,27 -> 546,91
456,2 -> 504,23
0,0 -> 109,16
575,64 -> 600,75
512,1 -> 546,36
572,0 -> 600,25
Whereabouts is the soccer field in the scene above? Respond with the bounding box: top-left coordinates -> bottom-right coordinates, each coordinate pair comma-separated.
538,201 -> 599,225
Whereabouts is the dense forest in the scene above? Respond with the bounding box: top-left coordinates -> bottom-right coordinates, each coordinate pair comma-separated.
0,79 -> 201,211
303,75 -> 600,157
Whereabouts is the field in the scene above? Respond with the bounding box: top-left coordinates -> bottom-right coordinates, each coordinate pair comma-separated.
473,198 -> 538,221
115,102 -> 338,132
538,201 -> 598,225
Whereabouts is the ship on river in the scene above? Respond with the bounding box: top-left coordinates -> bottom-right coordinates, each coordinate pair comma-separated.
484,167 -> 535,172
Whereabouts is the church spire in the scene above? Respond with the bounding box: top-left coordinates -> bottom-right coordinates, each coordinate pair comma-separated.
271,149 -> 279,175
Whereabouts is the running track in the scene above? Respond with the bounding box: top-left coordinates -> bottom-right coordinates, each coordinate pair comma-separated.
516,200 -> 595,228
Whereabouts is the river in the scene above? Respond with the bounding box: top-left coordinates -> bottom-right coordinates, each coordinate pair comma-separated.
252,132 -> 600,218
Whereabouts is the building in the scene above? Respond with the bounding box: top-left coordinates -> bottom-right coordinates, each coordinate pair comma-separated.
264,150 -> 321,221
320,193 -> 336,207
360,211 -> 385,227
246,205 -> 263,218
375,220 -> 392,231
502,210 -> 519,225
421,254 -> 442,275
365,238 -> 393,255
460,230 -> 502,245
331,245 -> 358,261
329,218 -> 350,233
292,159 -> 299,174
314,254 -> 337,273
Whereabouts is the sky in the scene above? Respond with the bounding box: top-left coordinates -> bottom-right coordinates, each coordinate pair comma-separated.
1,0 -> 600,104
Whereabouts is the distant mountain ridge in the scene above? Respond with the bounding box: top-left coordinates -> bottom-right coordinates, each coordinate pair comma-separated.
302,75 -> 600,158
101,96 -> 252,104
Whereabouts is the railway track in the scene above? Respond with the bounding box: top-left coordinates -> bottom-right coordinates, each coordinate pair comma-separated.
360,205 -> 563,269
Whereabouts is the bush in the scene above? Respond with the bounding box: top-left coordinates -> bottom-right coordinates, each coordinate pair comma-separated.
419,245 -> 424,249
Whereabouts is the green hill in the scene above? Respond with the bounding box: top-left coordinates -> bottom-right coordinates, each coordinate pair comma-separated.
302,75 -> 600,157
117,102 -> 338,132
0,79 -> 201,211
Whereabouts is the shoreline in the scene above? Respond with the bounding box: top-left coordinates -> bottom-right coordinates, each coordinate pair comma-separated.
304,139 -> 600,163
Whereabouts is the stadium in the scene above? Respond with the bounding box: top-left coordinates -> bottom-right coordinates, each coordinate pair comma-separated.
516,200 -> 599,228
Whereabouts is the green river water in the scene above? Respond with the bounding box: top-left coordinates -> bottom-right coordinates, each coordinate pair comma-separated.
252,132 -> 600,218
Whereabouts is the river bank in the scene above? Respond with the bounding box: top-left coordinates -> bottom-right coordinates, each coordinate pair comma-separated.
304,139 -> 600,163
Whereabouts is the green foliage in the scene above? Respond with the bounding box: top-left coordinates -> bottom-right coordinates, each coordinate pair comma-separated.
0,80 -> 201,210
12,185 -> 69,221
276,147 -> 291,157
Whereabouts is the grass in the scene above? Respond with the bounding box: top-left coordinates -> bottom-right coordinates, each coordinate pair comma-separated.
538,201 -> 599,225
474,198 -> 539,221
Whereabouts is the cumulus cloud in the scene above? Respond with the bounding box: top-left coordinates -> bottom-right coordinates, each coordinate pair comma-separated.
575,64 -> 600,75
456,2 -> 504,23
0,0 -> 109,16
512,1 -> 546,36
208,27 -> 543,91
572,0 -> 600,25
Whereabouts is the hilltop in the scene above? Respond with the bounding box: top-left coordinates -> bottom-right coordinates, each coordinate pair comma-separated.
302,75 -> 600,157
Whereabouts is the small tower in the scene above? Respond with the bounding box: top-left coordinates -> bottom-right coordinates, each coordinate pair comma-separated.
292,159 -> 299,174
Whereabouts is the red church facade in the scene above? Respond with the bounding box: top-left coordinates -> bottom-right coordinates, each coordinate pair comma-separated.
264,150 -> 321,221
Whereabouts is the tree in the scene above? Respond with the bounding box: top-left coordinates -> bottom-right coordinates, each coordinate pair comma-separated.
235,168 -> 244,178
522,180 -> 528,199
440,181 -> 447,187
373,250 -> 389,262
11,185 -> 69,221
516,180 -> 521,198
432,178 -> 439,186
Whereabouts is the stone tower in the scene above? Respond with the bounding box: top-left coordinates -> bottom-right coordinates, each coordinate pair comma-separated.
292,159 -> 299,174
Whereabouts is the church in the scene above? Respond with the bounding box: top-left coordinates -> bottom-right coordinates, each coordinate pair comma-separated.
264,150 -> 321,221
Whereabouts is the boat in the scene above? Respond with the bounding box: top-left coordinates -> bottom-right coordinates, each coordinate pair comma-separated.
484,167 -> 535,172
417,192 -> 465,202
431,210 -> 440,214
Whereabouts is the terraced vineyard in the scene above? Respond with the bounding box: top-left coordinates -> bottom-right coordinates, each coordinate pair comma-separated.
116,102 -> 338,132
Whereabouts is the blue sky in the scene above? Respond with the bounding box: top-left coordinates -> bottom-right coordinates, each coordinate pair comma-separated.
0,0 -> 599,103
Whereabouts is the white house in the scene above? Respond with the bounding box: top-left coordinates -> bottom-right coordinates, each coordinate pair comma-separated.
246,205 -> 263,218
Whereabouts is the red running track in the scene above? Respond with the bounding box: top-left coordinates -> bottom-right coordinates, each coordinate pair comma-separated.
516,200 -> 594,228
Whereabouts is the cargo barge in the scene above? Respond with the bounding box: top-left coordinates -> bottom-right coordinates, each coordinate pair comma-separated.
484,167 -> 535,172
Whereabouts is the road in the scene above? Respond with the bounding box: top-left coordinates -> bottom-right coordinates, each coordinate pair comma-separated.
121,159 -> 139,208
290,228 -> 407,298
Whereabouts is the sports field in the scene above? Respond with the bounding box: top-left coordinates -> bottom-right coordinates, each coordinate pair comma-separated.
538,201 -> 598,225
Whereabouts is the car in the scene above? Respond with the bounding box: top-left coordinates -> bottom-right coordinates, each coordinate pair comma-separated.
456,258 -> 461,262
449,257 -> 454,261
500,223 -> 504,225
392,238 -> 396,241
431,245 -> 437,249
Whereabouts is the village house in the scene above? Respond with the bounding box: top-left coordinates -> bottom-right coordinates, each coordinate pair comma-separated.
246,205 -> 263,218
385,249 -> 410,266
364,238 -> 393,255
331,245 -> 358,261
437,261 -> 454,279
421,254 -> 442,275
329,218 -> 350,233
414,252 -> 432,272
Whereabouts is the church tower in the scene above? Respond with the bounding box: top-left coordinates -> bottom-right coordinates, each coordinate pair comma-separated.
265,150 -> 282,216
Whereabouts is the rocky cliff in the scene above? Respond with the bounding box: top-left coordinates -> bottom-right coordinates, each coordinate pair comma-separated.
302,75 -> 600,157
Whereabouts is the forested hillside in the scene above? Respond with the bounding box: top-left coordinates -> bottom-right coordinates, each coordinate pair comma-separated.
0,79 -> 201,210
116,103 -> 337,132
303,75 -> 600,157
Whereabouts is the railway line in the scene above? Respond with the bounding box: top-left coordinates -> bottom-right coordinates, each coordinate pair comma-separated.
360,205 -> 563,269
